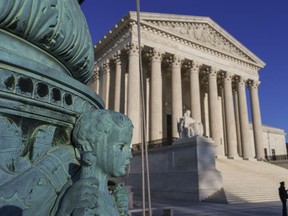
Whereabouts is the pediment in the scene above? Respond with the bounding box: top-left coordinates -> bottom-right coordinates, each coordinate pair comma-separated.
129,12 -> 265,68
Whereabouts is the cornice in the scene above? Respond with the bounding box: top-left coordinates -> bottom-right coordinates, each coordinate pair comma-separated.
261,125 -> 286,135
139,26 -> 260,74
140,21 -> 263,70
94,11 -> 265,72
94,14 -> 130,54
95,32 -> 132,66
129,11 -> 265,67
94,17 -> 132,65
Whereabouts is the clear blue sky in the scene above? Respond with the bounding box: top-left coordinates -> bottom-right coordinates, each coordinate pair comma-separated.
81,0 -> 288,140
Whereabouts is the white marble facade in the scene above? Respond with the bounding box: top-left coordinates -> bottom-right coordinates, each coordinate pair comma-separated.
89,12 -> 286,160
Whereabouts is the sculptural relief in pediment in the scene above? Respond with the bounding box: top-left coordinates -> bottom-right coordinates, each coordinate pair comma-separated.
145,21 -> 254,62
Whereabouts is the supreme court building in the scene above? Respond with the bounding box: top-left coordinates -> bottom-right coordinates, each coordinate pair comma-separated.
88,12 -> 286,160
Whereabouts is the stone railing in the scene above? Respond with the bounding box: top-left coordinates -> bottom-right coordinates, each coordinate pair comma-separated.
132,137 -> 178,153
265,154 -> 288,161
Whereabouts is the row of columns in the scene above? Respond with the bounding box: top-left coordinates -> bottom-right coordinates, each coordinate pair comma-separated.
92,44 -> 264,160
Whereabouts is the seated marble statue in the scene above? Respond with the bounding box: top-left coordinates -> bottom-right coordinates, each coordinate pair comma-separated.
178,110 -> 203,138
55,109 -> 133,216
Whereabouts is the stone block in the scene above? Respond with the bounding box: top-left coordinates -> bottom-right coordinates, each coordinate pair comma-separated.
128,136 -> 223,202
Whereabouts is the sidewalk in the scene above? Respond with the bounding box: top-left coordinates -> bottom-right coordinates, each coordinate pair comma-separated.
130,199 -> 282,216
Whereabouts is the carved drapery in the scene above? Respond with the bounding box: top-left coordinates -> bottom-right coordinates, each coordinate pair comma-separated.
0,0 -> 94,83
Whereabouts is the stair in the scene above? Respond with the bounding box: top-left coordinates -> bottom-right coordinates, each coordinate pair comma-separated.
204,158 -> 288,203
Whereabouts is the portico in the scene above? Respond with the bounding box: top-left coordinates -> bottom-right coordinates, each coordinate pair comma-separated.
89,12 -> 281,160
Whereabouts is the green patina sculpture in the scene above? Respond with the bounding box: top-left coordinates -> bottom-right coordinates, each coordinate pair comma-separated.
0,0 -> 94,83
0,0 -> 133,215
55,110 -> 133,215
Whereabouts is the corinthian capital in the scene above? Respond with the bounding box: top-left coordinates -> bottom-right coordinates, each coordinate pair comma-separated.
234,76 -> 247,86
189,61 -> 202,74
112,50 -> 122,62
247,79 -> 260,89
102,59 -> 110,73
207,66 -> 219,77
150,48 -> 164,61
92,67 -> 100,80
223,72 -> 234,82
172,55 -> 183,67
125,42 -> 139,54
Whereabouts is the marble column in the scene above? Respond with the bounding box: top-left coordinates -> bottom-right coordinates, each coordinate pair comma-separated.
248,80 -> 264,160
208,67 -> 222,156
162,66 -> 168,139
98,67 -> 104,99
124,72 -> 128,115
171,55 -> 183,138
102,59 -> 110,109
237,76 -> 252,159
146,76 -> 150,141
114,51 -> 122,112
200,84 -> 209,137
223,72 -> 238,158
120,57 -> 127,114
233,88 -> 242,156
93,67 -> 100,95
150,49 -> 164,141
220,86 -> 227,155
204,92 -> 210,137
189,61 -> 202,123
127,43 -> 141,144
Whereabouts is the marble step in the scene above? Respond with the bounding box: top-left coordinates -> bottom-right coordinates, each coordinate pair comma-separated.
203,159 -> 288,203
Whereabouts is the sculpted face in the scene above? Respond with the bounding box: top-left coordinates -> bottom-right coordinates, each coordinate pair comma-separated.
73,109 -> 134,177
106,127 -> 133,177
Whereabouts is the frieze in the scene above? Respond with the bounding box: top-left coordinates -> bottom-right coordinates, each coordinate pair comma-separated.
94,13 -> 263,74
140,27 -> 260,73
146,20 -> 253,62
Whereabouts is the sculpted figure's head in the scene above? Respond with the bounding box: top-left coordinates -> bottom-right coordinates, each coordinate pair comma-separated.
73,109 -> 134,177
184,110 -> 191,117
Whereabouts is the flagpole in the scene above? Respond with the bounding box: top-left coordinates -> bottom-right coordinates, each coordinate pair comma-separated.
136,0 -> 152,215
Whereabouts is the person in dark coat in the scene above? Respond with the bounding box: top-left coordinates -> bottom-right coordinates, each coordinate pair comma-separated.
279,181 -> 288,216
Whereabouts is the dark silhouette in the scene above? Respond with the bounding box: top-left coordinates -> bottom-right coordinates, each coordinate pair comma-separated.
279,181 -> 288,216
0,206 -> 22,216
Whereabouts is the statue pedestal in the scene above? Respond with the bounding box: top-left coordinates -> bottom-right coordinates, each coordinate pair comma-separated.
128,136 -> 223,202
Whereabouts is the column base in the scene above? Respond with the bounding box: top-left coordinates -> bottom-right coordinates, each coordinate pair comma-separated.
242,157 -> 257,161
227,155 -> 242,160
215,155 -> 226,159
